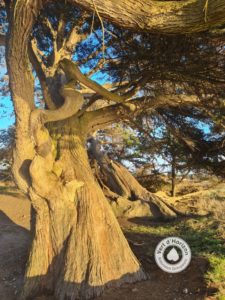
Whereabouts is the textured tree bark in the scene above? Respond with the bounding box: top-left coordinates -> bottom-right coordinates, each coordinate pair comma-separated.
21,122 -> 147,300
6,0 -> 40,192
3,0 -> 225,45
68,0 -> 225,34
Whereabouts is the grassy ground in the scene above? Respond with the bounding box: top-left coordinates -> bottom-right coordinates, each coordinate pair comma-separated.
150,178 -> 225,299
123,215 -> 225,299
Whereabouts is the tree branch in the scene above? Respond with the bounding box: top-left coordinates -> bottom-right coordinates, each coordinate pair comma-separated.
82,93 -> 200,134
64,26 -> 88,52
59,58 -> 136,111
31,84 -> 84,133
29,39 -> 56,109
82,104 -> 121,134
56,17 -> 66,50
6,0 -> 43,192
68,0 -> 225,34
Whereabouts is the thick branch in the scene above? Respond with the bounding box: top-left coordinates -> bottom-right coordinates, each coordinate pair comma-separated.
68,0 -> 225,34
29,39 -> 56,109
56,17 -> 66,50
6,0 -> 43,192
83,94 -> 200,134
82,104 -> 121,134
64,26 -> 88,52
31,84 -> 84,134
59,58 -> 136,110
59,59 -> 125,103
45,16 -> 58,66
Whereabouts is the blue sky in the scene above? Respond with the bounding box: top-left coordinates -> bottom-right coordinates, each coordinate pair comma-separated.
0,96 -> 14,129
0,52 -> 14,130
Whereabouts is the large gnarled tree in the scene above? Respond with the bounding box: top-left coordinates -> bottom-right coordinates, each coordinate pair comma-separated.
1,0 -> 225,299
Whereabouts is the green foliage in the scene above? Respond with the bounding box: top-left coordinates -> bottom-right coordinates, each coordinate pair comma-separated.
0,127 -> 14,179
128,217 -> 225,256
206,255 -> 225,299
206,255 -> 225,283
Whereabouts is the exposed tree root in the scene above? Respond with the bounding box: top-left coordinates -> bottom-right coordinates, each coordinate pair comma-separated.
88,138 -> 185,220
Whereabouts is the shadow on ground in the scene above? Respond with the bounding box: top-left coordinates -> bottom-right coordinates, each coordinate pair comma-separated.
0,208 -> 218,300
0,210 -> 30,300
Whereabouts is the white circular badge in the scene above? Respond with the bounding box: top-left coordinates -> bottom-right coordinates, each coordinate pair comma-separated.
154,237 -> 191,273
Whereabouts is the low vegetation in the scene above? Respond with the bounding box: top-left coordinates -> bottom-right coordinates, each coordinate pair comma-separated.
123,188 -> 225,299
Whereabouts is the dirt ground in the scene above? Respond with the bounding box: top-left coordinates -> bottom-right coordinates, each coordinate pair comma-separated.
0,190 -> 31,300
0,186 -> 221,300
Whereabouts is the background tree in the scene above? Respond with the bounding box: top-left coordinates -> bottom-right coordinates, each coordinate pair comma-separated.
96,113 -> 224,197
0,126 -> 14,180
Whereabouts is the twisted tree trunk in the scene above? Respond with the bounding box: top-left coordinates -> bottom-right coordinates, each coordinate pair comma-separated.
21,119 -> 147,300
